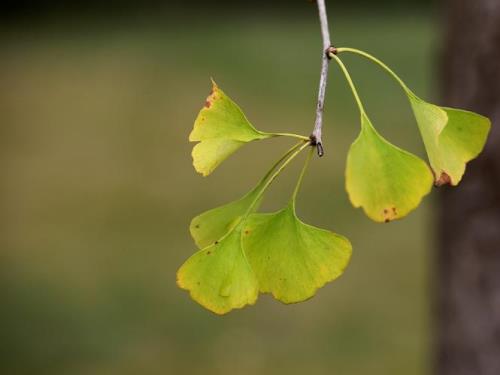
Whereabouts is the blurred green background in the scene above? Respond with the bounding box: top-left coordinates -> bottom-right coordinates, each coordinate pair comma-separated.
2,2 -> 439,374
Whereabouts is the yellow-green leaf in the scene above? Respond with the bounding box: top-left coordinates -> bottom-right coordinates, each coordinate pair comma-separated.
190,186 -> 262,249
177,227 -> 259,315
409,94 -> 491,185
190,81 -> 271,176
346,114 -> 433,222
191,138 -> 246,177
242,203 -> 352,304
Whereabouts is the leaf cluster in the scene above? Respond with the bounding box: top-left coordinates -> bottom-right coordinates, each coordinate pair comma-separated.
177,48 -> 490,314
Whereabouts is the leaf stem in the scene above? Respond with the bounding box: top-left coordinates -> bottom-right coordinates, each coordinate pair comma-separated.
291,147 -> 315,208
311,0 -> 334,157
270,132 -> 310,141
261,140 -> 306,183
335,47 -> 412,94
243,141 -> 311,220
329,53 -> 367,116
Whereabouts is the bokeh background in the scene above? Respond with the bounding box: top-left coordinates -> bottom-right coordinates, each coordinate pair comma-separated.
2,1 -> 440,374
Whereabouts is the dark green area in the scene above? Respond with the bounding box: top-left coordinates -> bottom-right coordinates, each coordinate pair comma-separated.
1,8 -> 437,375
2,1 -> 436,26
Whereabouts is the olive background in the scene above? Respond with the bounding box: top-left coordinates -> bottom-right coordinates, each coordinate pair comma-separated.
2,1 -> 439,374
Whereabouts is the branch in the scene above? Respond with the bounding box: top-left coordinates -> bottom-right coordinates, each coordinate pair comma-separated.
311,0 -> 336,157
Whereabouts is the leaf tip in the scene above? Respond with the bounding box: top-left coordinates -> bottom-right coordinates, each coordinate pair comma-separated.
209,77 -> 218,90
435,171 -> 452,187
195,167 -> 211,177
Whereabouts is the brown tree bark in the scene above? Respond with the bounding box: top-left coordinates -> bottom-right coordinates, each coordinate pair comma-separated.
438,1 -> 500,374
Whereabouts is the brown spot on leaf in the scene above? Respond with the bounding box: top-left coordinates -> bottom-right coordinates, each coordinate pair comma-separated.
244,230 -> 250,235
203,88 -> 218,109
214,241 -> 219,245
207,251 -> 211,255
194,224 -> 200,229
382,206 -> 397,222
435,171 -> 452,187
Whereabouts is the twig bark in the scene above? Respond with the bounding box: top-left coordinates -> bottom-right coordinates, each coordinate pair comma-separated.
311,0 -> 334,157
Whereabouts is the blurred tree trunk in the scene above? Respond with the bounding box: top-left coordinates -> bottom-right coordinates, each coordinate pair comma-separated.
438,1 -> 500,374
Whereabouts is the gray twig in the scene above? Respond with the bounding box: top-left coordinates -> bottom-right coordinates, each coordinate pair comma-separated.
311,0 -> 334,157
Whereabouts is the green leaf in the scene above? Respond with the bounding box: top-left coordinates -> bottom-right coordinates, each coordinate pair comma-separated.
190,81 -> 271,176
177,227 -> 259,315
408,94 -> 491,186
242,203 -> 352,304
346,114 -> 433,222
190,186 -> 262,249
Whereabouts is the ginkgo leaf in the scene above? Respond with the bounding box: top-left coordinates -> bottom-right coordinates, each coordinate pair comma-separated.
408,94 -> 491,186
346,114 -> 433,222
242,203 -> 352,304
177,227 -> 259,315
190,81 -> 271,176
190,186 -> 262,249
189,140 -> 307,249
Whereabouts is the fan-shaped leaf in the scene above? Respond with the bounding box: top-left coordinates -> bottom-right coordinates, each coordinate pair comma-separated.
409,94 -> 491,186
190,186 -> 262,249
177,227 -> 259,315
346,114 -> 433,222
242,203 -> 352,304
190,81 -> 271,176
